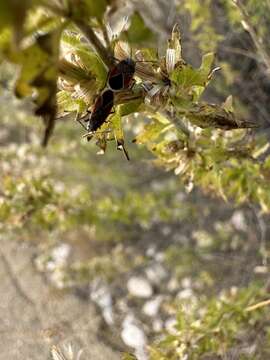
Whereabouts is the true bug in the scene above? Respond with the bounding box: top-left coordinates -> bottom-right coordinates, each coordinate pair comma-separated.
108,41 -> 162,93
107,56 -> 161,92
78,89 -> 114,133
77,89 -> 130,161
108,58 -> 136,91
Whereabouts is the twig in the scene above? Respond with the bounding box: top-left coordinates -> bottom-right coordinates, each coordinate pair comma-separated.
40,1 -> 69,18
39,1 -> 114,145
42,113 -> 56,147
164,111 -> 190,137
246,299 -> 270,312
99,20 -> 111,49
232,0 -> 270,73
42,1 -> 113,68
219,44 -> 259,61
74,20 -> 113,68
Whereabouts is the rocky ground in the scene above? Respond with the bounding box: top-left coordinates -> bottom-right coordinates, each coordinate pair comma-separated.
0,236 -> 120,360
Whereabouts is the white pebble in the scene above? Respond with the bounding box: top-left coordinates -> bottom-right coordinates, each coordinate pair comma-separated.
127,277 -> 153,298
231,211 -> 247,231
143,296 -> 163,317
121,314 -> 146,349
177,288 -> 193,300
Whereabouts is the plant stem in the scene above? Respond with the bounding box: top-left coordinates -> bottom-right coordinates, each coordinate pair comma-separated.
164,111 -> 190,137
42,2 -> 113,68
74,20 -> 113,68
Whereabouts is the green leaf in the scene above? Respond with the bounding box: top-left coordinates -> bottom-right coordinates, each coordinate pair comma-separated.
171,52 -> 216,101
75,48 -> 107,87
62,31 -> 87,50
182,103 -> 256,130
111,112 -> 123,141
122,353 -> 137,360
222,95 -> 234,112
25,10 -> 63,38
0,1 -> 30,43
199,52 -> 215,82
0,28 -> 13,58
111,111 -> 130,160
58,58 -> 94,84
57,90 -> 87,114
118,99 -> 142,117
11,44 -> 49,97
171,64 -> 204,87
58,58 -> 98,105
134,121 -> 170,144
8,28 -> 63,145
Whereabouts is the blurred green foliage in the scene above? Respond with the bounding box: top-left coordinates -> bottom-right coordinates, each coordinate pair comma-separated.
150,285 -> 270,359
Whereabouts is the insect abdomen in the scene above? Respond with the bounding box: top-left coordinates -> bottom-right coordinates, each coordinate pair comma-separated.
87,89 -> 114,131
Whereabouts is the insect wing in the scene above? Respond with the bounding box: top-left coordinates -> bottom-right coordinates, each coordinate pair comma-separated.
102,89 -> 114,111
88,90 -> 114,132
108,65 -> 124,91
108,59 -> 135,91
121,60 -> 135,88
123,71 -> 134,89
92,93 -> 103,112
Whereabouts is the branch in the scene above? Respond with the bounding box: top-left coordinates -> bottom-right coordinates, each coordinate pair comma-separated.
232,0 -> 270,74
42,115 -> 56,147
42,2 -> 113,68
163,111 -> 191,137
246,299 -> 270,312
73,20 -> 113,68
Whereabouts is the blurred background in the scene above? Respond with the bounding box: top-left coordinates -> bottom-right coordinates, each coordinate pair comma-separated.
1,0 -> 270,359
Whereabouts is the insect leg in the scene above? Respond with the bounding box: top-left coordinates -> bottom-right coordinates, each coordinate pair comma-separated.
116,141 -> 130,161
75,111 -> 89,131
122,145 -> 130,161
82,130 -> 111,138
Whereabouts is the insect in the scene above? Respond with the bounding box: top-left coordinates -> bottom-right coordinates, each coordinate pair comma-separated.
107,41 -> 161,92
107,58 -> 136,91
77,89 -> 130,161
78,89 -> 114,133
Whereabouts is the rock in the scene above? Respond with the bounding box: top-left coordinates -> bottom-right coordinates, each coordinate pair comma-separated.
164,317 -> 178,334
145,264 -> 167,284
177,288 -> 193,300
50,243 -> 71,266
152,318 -> 163,332
35,243 -> 71,273
90,280 -> 114,325
146,245 -> 156,258
127,277 -> 153,298
155,252 -> 165,262
181,277 -> 192,289
121,314 -> 147,359
231,211 -> 247,231
161,226 -> 171,236
143,296 -> 163,317
167,278 -> 179,292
